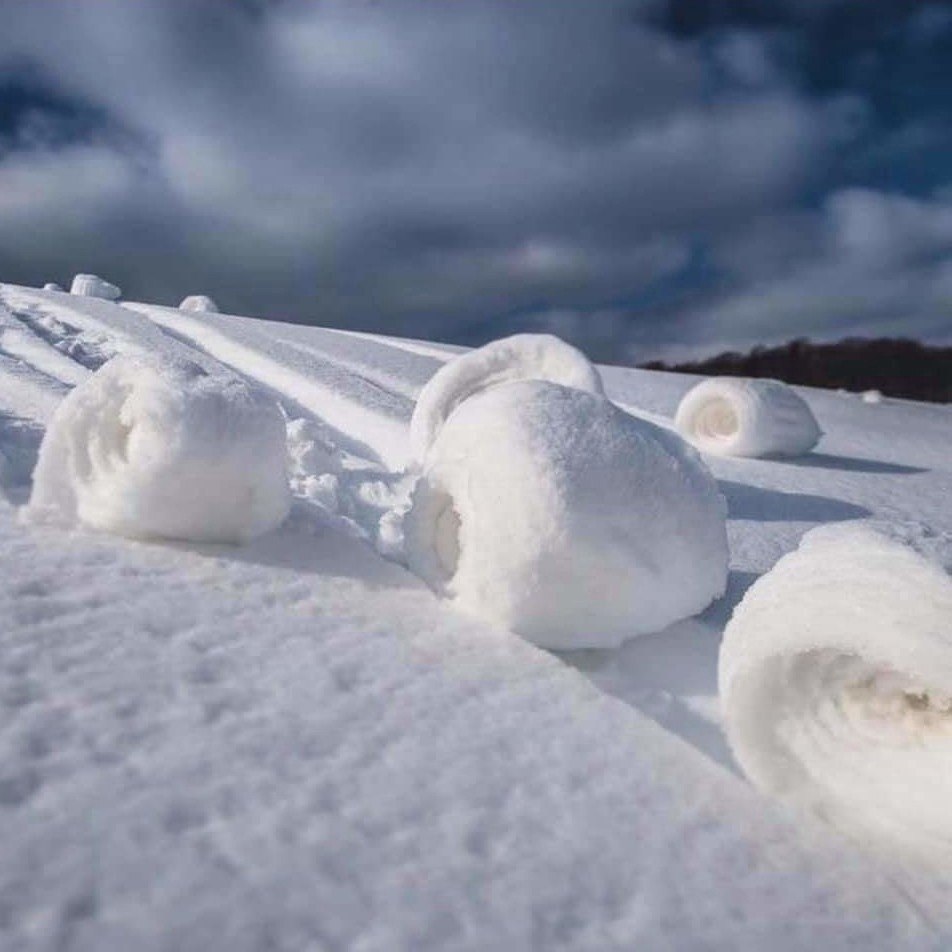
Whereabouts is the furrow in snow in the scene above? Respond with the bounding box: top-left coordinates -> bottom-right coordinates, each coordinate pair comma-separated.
0,305 -> 90,387
0,349 -> 68,425
0,285 -> 220,373
126,303 -> 413,469
333,327 -> 465,362
230,319 -> 445,399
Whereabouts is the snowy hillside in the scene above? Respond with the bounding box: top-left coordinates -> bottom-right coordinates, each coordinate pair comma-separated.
1,281 -> 951,950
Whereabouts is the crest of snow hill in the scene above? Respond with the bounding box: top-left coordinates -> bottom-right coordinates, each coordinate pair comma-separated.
19,286 -> 952,865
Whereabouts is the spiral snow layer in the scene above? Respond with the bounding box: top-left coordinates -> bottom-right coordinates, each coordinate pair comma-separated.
409,333 -> 603,463
179,295 -> 219,313
675,377 -> 821,458
720,522 -> 952,856
69,273 -> 122,301
404,380 -> 728,649
27,355 -> 290,543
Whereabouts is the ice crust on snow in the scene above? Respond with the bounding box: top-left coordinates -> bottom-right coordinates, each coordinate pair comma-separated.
26,355 -> 290,543
720,521 -> 952,857
69,273 -> 122,301
675,377 -> 821,457
404,379 -> 729,649
179,294 -> 219,313
409,333 -> 603,463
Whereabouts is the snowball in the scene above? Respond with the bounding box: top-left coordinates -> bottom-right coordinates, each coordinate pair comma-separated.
376,506 -> 406,559
69,274 -> 122,301
675,377 -> 821,458
719,521 -> 952,857
301,473 -> 339,512
43,282 -> 64,292
403,380 -> 728,649
179,295 -> 219,313
27,355 -> 290,543
862,389 -> 883,404
409,333 -> 603,463
286,417 -> 341,487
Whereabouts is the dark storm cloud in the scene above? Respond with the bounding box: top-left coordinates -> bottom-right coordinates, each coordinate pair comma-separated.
0,0 -> 949,360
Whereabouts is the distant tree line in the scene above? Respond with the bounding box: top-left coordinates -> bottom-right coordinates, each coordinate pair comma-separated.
641,338 -> 952,404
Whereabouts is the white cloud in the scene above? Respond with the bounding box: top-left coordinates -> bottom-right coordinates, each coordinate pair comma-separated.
0,0 -> 948,359
826,188 -> 952,265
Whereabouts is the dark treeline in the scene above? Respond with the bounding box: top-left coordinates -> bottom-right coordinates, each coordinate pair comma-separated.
641,338 -> 952,404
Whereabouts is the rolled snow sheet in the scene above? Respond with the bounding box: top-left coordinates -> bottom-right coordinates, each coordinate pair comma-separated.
27,355 -> 290,543
404,380 -> 728,649
179,295 -> 219,313
409,333 -> 603,463
69,273 -> 121,301
675,377 -> 820,458
720,522 -> 952,856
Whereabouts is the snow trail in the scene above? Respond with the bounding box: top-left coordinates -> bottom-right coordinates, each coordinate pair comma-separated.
125,303 -> 413,469
0,306 -> 90,388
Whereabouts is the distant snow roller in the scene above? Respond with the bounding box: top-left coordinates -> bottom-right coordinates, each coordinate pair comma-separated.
26,355 -> 290,544
403,336 -> 729,649
43,282 -> 64,292
720,522 -> 952,858
179,295 -> 219,313
69,273 -> 122,301
675,377 -> 821,458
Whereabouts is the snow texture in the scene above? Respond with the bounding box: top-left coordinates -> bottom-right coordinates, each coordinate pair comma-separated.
404,380 -> 729,649
675,377 -> 821,458
720,521 -> 952,858
179,295 -> 219,313
69,274 -> 121,301
26,355 -> 290,543
409,333 -> 603,463
3,280 -> 952,948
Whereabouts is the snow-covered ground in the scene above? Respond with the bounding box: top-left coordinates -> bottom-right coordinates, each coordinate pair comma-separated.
1,282 -> 950,950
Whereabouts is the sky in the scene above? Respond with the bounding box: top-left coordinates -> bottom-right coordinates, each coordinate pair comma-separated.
1,0 -> 951,363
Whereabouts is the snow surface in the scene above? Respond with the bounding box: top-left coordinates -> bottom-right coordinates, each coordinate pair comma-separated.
1,281 -> 952,949
408,333 -> 603,463
675,377 -> 822,458
720,521 -> 952,862
69,274 -> 121,302
26,355 -> 290,544
403,379 -> 728,649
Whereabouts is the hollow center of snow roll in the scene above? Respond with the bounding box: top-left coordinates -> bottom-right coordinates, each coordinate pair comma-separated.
433,497 -> 462,578
693,397 -> 738,442
843,669 -> 952,735
772,650 -> 952,848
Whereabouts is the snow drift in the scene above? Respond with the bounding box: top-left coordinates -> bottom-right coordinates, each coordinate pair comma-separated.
409,333 -> 603,463
69,273 -> 122,301
720,522 -> 952,856
26,355 -> 290,543
404,380 -> 728,649
675,377 -> 821,457
180,294 -> 219,313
